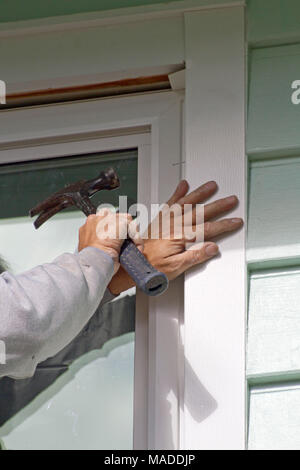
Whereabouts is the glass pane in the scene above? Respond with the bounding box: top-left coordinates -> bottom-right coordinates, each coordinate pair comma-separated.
0,150 -> 137,450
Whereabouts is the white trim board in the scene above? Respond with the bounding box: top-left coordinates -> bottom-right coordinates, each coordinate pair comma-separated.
0,0 -> 244,95
0,17 -> 185,95
183,5 -> 246,450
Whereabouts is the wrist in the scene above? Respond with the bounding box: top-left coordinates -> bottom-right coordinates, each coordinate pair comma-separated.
108,266 -> 135,295
89,244 -> 118,263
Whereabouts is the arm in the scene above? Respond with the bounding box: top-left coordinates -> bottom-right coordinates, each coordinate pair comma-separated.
0,211 -> 139,379
0,247 -> 114,379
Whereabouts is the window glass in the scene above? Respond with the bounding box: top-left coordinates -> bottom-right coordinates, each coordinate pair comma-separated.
0,150 -> 137,450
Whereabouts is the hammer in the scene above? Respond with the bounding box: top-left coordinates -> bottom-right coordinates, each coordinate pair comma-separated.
29,168 -> 168,297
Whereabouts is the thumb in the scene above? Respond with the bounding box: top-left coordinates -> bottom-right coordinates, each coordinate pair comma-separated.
176,242 -> 219,275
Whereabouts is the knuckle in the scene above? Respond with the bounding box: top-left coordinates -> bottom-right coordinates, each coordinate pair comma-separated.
204,221 -> 211,237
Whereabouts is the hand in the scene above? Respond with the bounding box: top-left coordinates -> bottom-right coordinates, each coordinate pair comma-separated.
107,180 -> 243,294
78,211 -> 143,274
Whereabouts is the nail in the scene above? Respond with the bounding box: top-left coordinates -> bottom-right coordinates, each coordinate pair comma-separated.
205,244 -> 219,256
178,180 -> 188,190
227,195 -> 238,203
230,218 -> 243,224
204,181 -> 217,191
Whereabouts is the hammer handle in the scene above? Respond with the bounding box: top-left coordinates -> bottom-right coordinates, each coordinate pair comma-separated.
119,239 -> 168,297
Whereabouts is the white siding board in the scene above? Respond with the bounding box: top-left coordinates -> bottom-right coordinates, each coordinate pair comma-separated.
247,269 -> 300,376
248,384 -> 300,450
248,158 -> 300,263
247,44 -> 300,156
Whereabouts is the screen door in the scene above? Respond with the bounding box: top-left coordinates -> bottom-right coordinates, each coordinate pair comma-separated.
0,149 -> 138,450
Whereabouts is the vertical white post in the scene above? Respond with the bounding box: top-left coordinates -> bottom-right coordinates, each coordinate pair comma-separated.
0,80 -> 6,105
183,6 -> 246,449
0,340 -> 6,364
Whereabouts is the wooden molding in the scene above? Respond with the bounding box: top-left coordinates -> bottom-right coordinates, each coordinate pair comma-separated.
4,74 -> 171,108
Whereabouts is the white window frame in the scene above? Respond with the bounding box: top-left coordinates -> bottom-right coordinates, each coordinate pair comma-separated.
0,90 -> 184,450
0,0 -> 246,450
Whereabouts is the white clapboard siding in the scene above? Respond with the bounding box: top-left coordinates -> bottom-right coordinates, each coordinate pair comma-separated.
248,383 -> 300,450
247,268 -> 300,376
247,44 -> 300,157
247,158 -> 300,263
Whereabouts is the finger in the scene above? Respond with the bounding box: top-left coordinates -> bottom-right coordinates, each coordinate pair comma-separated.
204,217 -> 243,240
178,180 -> 218,206
128,218 -> 143,248
187,195 -> 239,226
129,228 -> 144,252
203,195 -> 239,222
117,213 -> 133,239
173,242 -> 219,276
167,180 -> 189,206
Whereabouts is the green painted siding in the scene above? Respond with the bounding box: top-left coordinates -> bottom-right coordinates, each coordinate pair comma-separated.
248,158 -> 300,263
0,0 -> 181,23
247,0 -> 300,450
248,384 -> 300,450
247,45 -> 300,157
248,0 -> 300,46
248,268 -> 300,376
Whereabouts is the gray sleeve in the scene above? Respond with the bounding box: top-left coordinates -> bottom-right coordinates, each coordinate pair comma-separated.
0,247 -> 114,380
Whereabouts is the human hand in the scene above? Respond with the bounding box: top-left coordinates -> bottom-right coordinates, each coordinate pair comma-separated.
78,211 -> 143,274
107,180 -> 243,294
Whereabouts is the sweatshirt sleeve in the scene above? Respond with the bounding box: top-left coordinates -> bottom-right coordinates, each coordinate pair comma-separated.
0,247 -> 114,380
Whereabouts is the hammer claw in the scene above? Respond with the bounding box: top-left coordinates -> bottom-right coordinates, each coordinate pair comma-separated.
33,202 -> 70,229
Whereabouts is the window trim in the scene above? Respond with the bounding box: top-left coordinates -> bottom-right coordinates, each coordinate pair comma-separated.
0,91 -> 184,449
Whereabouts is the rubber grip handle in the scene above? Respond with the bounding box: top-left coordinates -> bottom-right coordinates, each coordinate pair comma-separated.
119,238 -> 169,296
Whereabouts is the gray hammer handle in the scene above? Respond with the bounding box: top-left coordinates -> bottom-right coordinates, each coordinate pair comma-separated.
88,205 -> 168,296
119,239 -> 168,296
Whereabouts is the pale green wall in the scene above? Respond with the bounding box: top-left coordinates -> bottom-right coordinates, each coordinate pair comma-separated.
247,0 -> 300,451
248,0 -> 300,45
0,0 -> 181,23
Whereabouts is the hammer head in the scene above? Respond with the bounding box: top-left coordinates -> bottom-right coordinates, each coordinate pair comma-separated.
30,167 -> 120,229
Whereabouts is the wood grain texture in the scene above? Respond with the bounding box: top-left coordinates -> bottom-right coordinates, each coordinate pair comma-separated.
248,158 -> 300,263
184,6 -> 246,449
248,383 -> 300,450
247,44 -> 300,158
247,269 -> 300,376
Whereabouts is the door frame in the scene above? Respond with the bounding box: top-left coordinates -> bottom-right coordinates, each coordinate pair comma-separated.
0,90 -> 184,449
